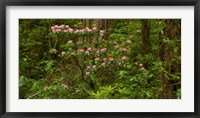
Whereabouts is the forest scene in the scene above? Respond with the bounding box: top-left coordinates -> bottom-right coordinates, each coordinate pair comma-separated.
19,19 -> 181,99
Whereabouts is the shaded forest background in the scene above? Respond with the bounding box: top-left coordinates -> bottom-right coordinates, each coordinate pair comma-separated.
19,19 -> 181,99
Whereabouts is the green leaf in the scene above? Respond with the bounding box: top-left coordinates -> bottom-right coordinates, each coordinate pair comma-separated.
60,77 -> 64,81
47,61 -> 54,67
160,30 -> 164,34
146,91 -> 151,97
49,48 -> 57,54
127,64 -> 132,69
90,75 -> 95,82
68,48 -> 72,51
32,83 -> 39,91
130,76 -> 136,81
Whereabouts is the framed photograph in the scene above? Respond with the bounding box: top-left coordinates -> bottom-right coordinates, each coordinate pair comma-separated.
0,0 -> 199,118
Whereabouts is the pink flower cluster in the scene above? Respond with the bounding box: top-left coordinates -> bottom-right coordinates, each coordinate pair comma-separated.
51,25 -> 97,34
100,48 -> 107,52
99,30 -> 104,37
122,56 -> 128,60
71,52 -> 75,55
68,40 -> 72,44
101,62 -> 106,66
61,83 -> 68,88
87,66 -> 90,69
77,48 -> 84,53
93,65 -> 96,68
87,47 -> 92,51
109,57 -> 114,61
86,65 -> 96,70
61,51 -> 66,56
95,57 -> 99,61
84,47 -> 93,55
51,24 -> 68,32
126,40 -> 132,44
92,27 -> 97,30
121,48 -> 127,51
84,55 -> 129,76
85,71 -> 90,75
135,62 -> 148,75
115,45 -> 119,48
85,50 -> 90,55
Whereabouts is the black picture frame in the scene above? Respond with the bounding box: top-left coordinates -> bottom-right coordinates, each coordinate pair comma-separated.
0,0 -> 200,118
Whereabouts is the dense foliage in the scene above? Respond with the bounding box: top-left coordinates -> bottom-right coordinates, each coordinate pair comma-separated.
19,19 -> 181,99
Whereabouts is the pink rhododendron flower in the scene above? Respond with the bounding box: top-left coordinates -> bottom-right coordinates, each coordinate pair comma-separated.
100,33 -> 104,36
115,45 -> 119,48
68,40 -> 72,44
95,57 -> 99,61
61,83 -> 68,88
71,52 -> 75,55
87,66 -> 90,69
92,27 -> 97,30
51,26 -> 55,30
121,48 -> 127,51
122,56 -> 127,60
143,72 -> 147,75
68,28 -> 73,32
101,62 -> 106,66
80,49 -> 84,52
59,25 -> 64,29
85,50 -> 89,54
103,58 -> 107,61
109,57 -> 114,61
126,40 -> 132,43
100,30 -> 104,33
101,48 -> 106,52
93,65 -> 96,68
54,25 -> 59,28
80,29 -> 85,33
85,71 -> 90,75
52,30 -> 56,32
61,51 -> 66,55
87,29 -> 92,32
56,29 -> 61,32
77,49 -> 84,52
75,29 -> 79,33
65,25 -> 69,28
96,50 -> 100,53
87,47 -> 92,51
114,41 -> 117,44
63,30 -> 68,32
93,48 -> 97,51
139,63 -> 143,67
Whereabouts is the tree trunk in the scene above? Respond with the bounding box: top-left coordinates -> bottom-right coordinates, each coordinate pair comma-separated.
141,19 -> 151,55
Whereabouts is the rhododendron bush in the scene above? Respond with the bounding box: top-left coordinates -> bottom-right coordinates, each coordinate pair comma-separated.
19,19 -> 181,99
